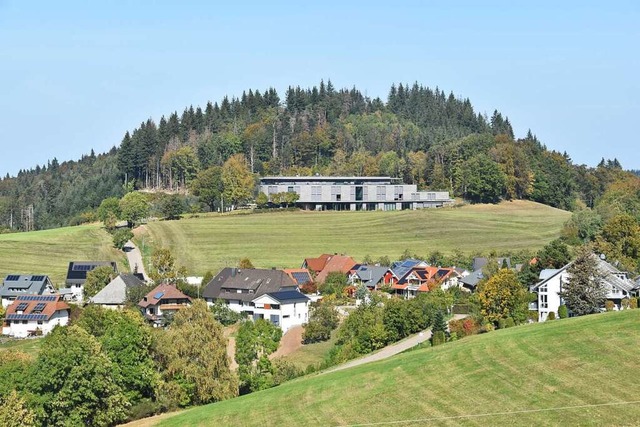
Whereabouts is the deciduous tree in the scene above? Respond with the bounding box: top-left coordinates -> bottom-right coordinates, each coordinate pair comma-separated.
84,265 -> 116,299
476,269 -> 529,325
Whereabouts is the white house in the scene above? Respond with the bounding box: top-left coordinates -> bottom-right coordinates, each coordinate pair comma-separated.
531,256 -> 638,322
0,274 -> 56,308
251,290 -> 310,333
2,295 -> 70,338
61,261 -> 118,302
138,283 -> 192,327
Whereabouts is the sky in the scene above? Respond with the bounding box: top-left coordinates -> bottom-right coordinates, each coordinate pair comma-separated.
0,0 -> 638,176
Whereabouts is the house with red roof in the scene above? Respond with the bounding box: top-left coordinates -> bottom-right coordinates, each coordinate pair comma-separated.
314,255 -> 358,284
138,283 -> 192,327
2,294 -> 70,338
391,266 -> 460,298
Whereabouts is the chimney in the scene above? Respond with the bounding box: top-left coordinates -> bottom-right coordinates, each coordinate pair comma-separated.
231,268 -> 237,277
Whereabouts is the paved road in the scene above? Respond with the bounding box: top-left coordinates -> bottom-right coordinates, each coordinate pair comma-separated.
123,240 -> 150,282
322,314 -> 468,374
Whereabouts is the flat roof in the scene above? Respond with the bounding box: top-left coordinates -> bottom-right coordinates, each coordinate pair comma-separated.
260,176 -> 402,183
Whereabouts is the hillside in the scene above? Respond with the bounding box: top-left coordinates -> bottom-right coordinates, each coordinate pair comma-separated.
0,223 -> 126,285
153,310 -> 640,426
139,200 -> 570,275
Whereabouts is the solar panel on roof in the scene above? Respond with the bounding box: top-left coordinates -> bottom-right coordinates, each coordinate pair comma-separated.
291,272 -> 311,285
33,303 -> 46,312
153,292 -> 164,299
15,302 -> 28,311
31,275 -> 45,282
6,275 -> 20,281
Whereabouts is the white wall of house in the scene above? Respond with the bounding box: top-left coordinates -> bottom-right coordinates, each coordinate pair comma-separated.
537,272 -> 565,322
1,298 -> 15,309
252,295 -> 309,333
2,310 -> 69,338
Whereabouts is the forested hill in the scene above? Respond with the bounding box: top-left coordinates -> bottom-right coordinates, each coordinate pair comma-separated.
0,80 -> 637,231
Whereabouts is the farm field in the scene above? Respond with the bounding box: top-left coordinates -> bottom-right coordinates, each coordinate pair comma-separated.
0,223 -> 126,285
140,200 -> 570,275
154,309 -> 640,427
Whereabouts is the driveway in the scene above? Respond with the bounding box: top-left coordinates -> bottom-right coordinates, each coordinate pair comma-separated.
123,240 -> 150,282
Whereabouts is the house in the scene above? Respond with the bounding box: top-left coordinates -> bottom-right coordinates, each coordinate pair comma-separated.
251,290 -> 310,333
314,255 -> 357,284
302,254 -> 333,275
259,176 -> 453,211
472,257 -> 512,272
284,268 -> 313,289
391,266 -> 460,298
2,295 -> 69,338
88,273 -> 145,310
348,265 -> 390,290
203,267 -> 310,330
138,283 -> 192,327
530,255 -> 637,322
61,261 -> 118,302
0,274 -> 56,308
460,269 -> 484,292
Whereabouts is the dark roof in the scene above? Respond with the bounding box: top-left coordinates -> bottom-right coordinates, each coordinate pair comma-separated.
120,273 -> 145,288
0,275 -> 54,298
138,283 -> 192,308
203,268 -> 295,302
263,290 -> 310,303
460,269 -> 484,289
65,261 -> 118,285
472,257 -> 511,272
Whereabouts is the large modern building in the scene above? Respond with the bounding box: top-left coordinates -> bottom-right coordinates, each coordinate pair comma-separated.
259,176 -> 453,211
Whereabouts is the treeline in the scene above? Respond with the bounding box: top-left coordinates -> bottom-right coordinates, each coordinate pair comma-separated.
1,80 -> 639,231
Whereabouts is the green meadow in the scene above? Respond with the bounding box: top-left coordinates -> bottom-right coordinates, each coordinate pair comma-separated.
0,224 -> 125,286
156,309 -> 640,427
141,200 -> 570,275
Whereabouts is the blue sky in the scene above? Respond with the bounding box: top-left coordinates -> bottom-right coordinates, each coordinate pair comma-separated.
1,0 -> 638,176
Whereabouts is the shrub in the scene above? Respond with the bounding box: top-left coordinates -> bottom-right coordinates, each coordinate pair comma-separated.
547,311 -> 556,321
558,305 -> 568,319
497,318 -> 506,329
112,228 -> 134,250
210,299 -> 245,326
300,281 -> 318,294
302,303 -> 339,344
621,298 -> 630,310
504,317 -> 516,328
448,332 -> 458,342
605,300 -> 615,312
630,298 -> 638,309
431,330 -> 446,346
448,318 -> 479,338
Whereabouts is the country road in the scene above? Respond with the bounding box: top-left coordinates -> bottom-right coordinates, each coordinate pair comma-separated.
322,313 -> 468,374
123,240 -> 150,282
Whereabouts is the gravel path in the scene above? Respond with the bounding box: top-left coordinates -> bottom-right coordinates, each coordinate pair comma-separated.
270,325 -> 304,359
123,240 -> 149,281
322,314 -> 468,374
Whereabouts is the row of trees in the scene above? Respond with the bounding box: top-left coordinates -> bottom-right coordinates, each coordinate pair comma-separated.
0,302 -> 237,426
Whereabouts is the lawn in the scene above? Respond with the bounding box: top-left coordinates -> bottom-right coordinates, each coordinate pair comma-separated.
156,309 -> 640,426
0,337 -> 42,356
0,223 -> 126,286
140,200 -> 570,276
277,330 -> 339,370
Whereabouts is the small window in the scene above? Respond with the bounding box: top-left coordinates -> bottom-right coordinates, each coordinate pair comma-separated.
283,315 -> 290,318
37,320 -> 43,325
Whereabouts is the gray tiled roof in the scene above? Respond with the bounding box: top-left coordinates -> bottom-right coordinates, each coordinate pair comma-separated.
0,275 -> 55,298
203,268 -> 296,302
89,274 -> 144,305
352,265 -> 388,286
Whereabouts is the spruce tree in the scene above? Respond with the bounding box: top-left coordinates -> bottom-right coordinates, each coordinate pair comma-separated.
559,246 -> 608,316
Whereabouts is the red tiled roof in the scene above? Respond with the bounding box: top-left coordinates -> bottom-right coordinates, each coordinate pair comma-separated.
4,295 -> 69,321
315,255 -> 357,283
138,283 -> 192,308
304,254 -> 332,273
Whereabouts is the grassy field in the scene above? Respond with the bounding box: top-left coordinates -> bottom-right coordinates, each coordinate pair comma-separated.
278,330 -> 339,370
0,223 -> 126,285
155,310 -> 640,427
140,200 -> 570,275
0,337 -> 42,356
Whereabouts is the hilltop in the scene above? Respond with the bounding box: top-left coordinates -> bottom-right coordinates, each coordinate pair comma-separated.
151,309 -> 640,426
138,200 -> 570,275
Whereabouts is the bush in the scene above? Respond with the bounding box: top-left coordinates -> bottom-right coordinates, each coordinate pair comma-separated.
497,318 -> 506,329
302,303 -> 339,344
504,317 -> 516,328
448,318 -> 479,338
112,228 -> 134,250
210,299 -> 245,326
621,298 -> 630,310
558,305 -> 568,319
605,300 -> 615,312
431,330 -> 446,346
630,298 -> 638,309
547,311 -> 556,321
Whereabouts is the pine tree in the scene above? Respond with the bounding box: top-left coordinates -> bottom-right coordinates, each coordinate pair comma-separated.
559,245 -> 608,316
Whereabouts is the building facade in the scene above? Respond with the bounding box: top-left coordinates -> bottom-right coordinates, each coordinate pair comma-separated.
2,295 -> 70,338
259,176 -> 453,211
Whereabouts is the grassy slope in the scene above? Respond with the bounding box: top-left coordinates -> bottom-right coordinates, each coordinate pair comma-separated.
142,200 -> 570,275
0,223 -> 126,286
157,310 -> 640,427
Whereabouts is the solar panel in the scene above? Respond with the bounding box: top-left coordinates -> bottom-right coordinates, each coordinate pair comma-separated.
7,313 -> 48,321
15,302 -> 28,311
154,292 -> 164,299
72,264 -> 95,272
31,275 -> 45,282
291,272 -> 311,285
19,295 -> 56,302
33,303 -> 46,312
6,275 -> 21,281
